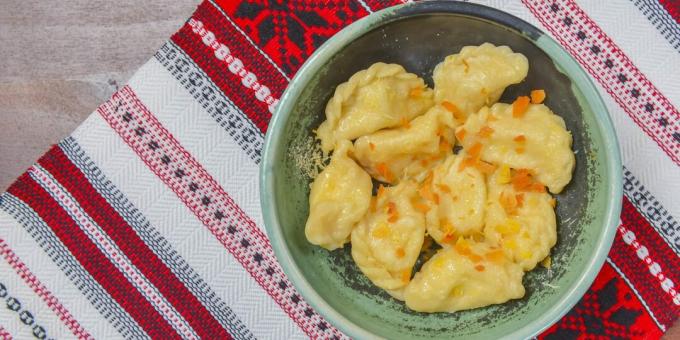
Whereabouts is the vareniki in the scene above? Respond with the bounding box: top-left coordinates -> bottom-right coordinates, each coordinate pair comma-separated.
304,43 -> 575,313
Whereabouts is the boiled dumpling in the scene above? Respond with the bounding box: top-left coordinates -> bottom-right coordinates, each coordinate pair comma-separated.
456,103 -> 575,193
483,167 -> 557,271
305,140 -> 372,250
421,153 -> 487,245
433,43 -> 528,117
317,62 -> 434,152
351,180 -> 426,298
404,241 -> 525,313
353,104 -> 458,184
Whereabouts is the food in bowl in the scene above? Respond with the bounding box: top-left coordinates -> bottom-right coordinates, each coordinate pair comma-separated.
303,42 -> 576,313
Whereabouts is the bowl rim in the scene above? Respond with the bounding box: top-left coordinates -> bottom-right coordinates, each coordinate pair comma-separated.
260,1 -> 623,339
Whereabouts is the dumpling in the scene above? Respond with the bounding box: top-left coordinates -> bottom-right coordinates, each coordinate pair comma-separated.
305,140 -> 373,250
433,43 -> 529,117
456,103 -> 575,193
483,167 -> 557,271
421,153 -> 487,245
317,62 -> 434,152
351,180 -> 426,297
404,241 -> 525,313
353,104 -> 458,184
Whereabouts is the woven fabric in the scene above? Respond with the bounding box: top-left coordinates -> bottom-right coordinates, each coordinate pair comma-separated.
1,0 -> 678,338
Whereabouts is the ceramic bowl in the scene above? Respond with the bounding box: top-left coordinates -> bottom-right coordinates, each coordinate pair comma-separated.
261,1 -> 622,339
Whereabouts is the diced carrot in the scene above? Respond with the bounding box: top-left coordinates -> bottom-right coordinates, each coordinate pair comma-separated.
511,169 -> 534,191
442,101 -> 464,122
400,117 -> 411,129
512,96 -> 531,118
419,184 -> 438,203
515,193 -> 525,208
409,87 -> 423,97
376,163 -> 394,182
486,249 -> 506,263
369,142 -> 376,151
478,126 -> 495,138
386,202 -> 397,215
499,191 -> 519,215
455,238 -> 472,255
468,142 -> 483,159
439,139 -> 452,151
530,89 -> 546,104
458,156 -> 476,172
475,160 -> 497,174
377,163 -> 388,177
436,184 -> 452,193
401,270 -> 411,283
455,128 -> 467,142
388,212 -> 400,223
467,253 -> 483,262
530,183 -> 546,193
475,264 -> 485,272
442,233 -> 457,244
513,135 -> 526,142
395,247 -> 406,258
413,201 -> 431,213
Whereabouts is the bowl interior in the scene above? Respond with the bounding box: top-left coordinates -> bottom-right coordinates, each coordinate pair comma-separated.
264,4 -> 618,339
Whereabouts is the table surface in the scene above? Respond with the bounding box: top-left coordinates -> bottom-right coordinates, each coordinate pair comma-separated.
0,0 -> 677,337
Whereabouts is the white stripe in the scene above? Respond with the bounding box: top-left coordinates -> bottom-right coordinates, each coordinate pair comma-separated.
0,211 -> 121,339
606,258 -> 666,331
207,0 -> 291,81
128,58 -> 265,231
28,165 -> 199,340
70,114 -> 307,340
603,90 -> 680,220
58,137 -> 256,339
577,0 -> 680,108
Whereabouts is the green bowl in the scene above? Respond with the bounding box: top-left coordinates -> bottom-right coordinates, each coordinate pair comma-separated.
260,2 -> 622,339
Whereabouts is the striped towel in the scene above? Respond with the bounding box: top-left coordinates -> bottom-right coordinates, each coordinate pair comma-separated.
1,0 -> 678,338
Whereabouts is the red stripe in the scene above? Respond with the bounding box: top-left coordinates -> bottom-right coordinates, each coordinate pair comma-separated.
6,173 -> 182,340
0,325 -> 12,340
622,197 -> 680,287
539,262 -> 664,339
363,0 -> 403,11
0,239 -> 92,339
659,0 -> 680,23
97,85 -> 345,339
37,146 -> 232,339
171,24 -> 271,133
609,237 -> 678,326
198,1 -> 289,92
523,0 -> 680,166
214,0 -> 371,76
